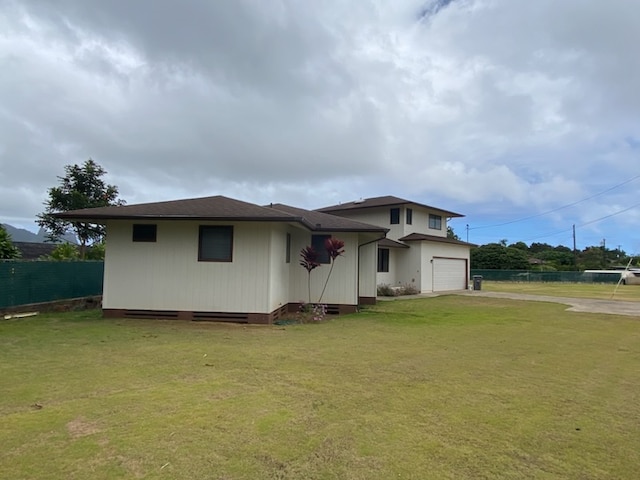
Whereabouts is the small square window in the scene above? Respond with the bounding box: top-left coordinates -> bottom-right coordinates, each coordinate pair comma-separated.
406,208 -> 413,225
378,248 -> 389,272
132,224 -> 157,242
390,208 -> 400,225
199,226 -> 233,262
429,214 -> 442,230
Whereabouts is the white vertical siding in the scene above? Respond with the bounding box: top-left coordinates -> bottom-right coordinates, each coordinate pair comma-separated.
288,231 -> 360,305
104,221 -> 274,313
104,220 -> 380,314
357,237 -> 379,299
332,206 -> 448,240
267,225 -> 290,312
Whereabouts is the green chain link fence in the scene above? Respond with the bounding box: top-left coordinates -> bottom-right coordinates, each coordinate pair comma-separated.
0,261 -> 104,309
470,269 -> 622,284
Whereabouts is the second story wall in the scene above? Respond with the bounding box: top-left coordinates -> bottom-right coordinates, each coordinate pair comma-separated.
329,205 -> 448,241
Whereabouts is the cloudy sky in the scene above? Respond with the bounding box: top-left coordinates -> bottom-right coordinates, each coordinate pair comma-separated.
1,0 -> 639,253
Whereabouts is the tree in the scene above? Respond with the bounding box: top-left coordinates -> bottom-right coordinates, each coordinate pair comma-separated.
46,242 -> 80,261
36,159 -> 124,259
447,226 -> 460,241
471,243 -> 530,270
0,224 -> 21,259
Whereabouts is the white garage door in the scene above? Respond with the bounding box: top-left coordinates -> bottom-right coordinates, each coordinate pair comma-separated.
433,258 -> 467,292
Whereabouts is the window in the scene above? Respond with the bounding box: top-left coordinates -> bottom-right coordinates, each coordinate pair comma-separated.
390,208 -> 400,225
286,233 -> 291,263
199,226 -> 233,262
378,248 -> 389,272
406,208 -> 413,225
429,214 -> 442,230
132,224 -> 157,242
311,234 -> 331,264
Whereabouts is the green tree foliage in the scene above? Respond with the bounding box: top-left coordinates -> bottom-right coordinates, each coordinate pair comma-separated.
85,242 -> 105,261
46,242 -> 80,261
447,226 -> 460,241
36,159 -> 124,259
508,241 -> 528,251
0,224 -> 21,259
472,240 -> 633,271
471,243 -> 530,270
577,246 -> 606,270
42,242 -> 105,261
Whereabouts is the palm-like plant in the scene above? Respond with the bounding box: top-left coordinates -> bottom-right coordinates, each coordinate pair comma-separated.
318,237 -> 345,303
300,245 -> 321,303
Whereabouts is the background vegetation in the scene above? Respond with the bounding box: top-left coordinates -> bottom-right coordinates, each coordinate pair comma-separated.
471,240 -> 633,271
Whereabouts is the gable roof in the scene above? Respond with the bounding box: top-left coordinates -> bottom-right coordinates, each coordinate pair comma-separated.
317,195 -> 464,218
54,195 -> 388,233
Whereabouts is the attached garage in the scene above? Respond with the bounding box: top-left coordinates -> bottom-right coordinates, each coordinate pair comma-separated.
432,257 -> 468,292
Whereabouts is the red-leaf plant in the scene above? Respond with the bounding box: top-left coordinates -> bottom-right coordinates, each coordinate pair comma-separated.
299,237 -> 345,305
299,245 -> 321,304
318,237 -> 345,303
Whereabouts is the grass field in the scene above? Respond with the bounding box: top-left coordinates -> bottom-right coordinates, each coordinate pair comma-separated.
482,280 -> 640,301
1,294 -> 640,479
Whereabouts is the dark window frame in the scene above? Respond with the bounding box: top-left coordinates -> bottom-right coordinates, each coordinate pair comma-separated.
390,208 -> 400,225
429,214 -> 442,230
406,208 -> 413,225
132,224 -> 157,242
311,234 -> 331,264
286,233 -> 291,264
378,248 -> 390,273
198,225 -> 234,262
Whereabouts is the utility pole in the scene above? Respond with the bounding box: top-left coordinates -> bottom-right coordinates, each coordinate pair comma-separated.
572,224 -> 577,268
466,224 -> 469,243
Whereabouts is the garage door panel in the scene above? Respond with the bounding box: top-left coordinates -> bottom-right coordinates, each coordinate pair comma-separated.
433,258 -> 467,292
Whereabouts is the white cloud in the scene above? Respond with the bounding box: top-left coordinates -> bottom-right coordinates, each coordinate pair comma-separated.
1,0 -> 639,251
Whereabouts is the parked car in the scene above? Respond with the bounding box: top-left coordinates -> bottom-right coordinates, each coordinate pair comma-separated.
621,269 -> 640,285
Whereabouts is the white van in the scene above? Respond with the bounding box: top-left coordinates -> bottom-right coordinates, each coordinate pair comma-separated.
621,269 -> 640,285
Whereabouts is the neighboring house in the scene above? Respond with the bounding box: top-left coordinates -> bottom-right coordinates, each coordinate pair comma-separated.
317,196 -> 474,293
13,242 -> 57,260
56,196 -> 387,324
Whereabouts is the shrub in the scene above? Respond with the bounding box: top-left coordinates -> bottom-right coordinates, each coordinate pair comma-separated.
377,283 -> 419,296
377,284 -> 398,296
296,302 -> 327,323
398,284 -> 419,295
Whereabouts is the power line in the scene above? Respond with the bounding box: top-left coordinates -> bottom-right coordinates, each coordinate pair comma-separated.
470,173 -> 640,231
521,200 -> 640,242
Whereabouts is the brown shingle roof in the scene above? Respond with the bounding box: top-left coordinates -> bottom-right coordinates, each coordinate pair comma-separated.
54,195 -> 388,233
378,238 -> 409,248
317,195 -> 464,218
269,204 -> 388,233
398,232 -> 476,247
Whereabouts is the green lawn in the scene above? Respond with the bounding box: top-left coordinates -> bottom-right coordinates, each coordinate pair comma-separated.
1,296 -> 639,479
483,280 -> 640,301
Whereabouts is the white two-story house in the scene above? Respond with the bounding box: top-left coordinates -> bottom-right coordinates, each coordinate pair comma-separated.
317,196 -> 474,293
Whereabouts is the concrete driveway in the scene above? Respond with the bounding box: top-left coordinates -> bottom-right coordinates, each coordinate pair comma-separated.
463,291 -> 640,317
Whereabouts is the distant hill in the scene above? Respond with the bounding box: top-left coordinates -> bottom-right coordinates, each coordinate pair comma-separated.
1,223 -> 77,244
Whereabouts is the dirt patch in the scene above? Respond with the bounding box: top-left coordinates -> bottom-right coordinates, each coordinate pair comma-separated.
66,417 -> 101,438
